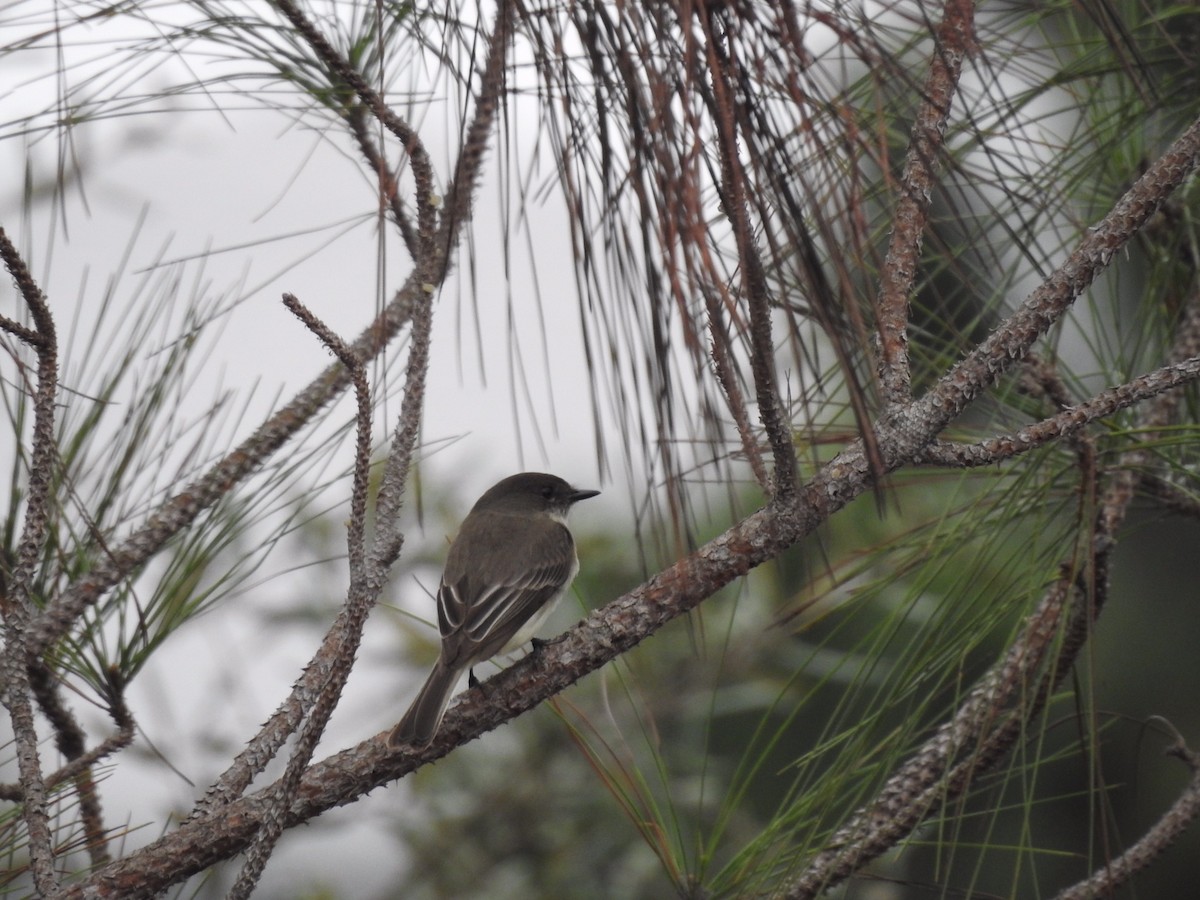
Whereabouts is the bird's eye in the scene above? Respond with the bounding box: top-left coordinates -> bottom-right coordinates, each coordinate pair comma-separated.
541,486 -> 555,499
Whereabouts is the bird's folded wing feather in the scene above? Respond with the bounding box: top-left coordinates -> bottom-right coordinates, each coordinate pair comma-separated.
437,513 -> 576,660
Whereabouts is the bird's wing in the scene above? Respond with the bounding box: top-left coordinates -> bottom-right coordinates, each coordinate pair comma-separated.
436,513 -> 576,664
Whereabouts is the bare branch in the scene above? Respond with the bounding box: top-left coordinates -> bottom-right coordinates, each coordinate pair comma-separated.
705,287 -> 770,491
1052,737 -> 1200,900
346,105 -> 418,260
698,5 -> 797,498
875,0 -> 976,404
226,295 -> 377,897
270,0 -> 438,271
0,312 -> 43,346
282,294 -> 371,574
0,227 -> 61,894
436,0 -> 513,281
192,297 -> 378,819
917,355 -> 1200,467
24,661 -> 134,867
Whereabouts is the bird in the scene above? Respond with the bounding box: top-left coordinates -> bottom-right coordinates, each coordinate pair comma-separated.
389,472 -> 599,747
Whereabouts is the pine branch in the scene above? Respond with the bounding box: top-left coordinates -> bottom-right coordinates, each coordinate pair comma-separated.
225,296 -> 376,898
1052,735 -> 1200,900
0,228 -> 61,894
875,0 -> 976,404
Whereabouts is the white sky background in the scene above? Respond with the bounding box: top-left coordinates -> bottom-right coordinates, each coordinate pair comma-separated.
1,5 -> 640,896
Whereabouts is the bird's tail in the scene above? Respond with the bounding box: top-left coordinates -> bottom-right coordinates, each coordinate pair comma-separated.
389,661 -> 462,748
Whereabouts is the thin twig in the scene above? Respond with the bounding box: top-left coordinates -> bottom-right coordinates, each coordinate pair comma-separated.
24,660 -> 133,867
705,287 -> 770,491
271,0 -> 438,269
346,105 -> 418,259
368,285 -> 431,566
281,294 -> 372,573
435,0 -> 513,283
192,297 -> 378,819
226,296 -> 377,897
917,354 -> 1200,467
1052,738 -> 1200,900
373,0 -> 514,554
875,0 -> 976,404
697,6 -> 796,498
0,228 -> 61,894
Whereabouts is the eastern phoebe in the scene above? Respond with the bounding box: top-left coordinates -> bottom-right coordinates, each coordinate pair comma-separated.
389,472 -> 600,747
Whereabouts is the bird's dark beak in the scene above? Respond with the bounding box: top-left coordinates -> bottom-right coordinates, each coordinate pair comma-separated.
569,488 -> 600,504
